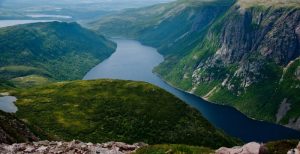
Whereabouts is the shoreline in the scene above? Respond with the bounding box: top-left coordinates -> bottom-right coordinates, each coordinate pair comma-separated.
108,37 -> 300,134
152,69 -> 300,133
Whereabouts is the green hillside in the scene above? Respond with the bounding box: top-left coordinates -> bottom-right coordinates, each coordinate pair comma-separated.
0,22 -> 116,87
12,79 -> 238,148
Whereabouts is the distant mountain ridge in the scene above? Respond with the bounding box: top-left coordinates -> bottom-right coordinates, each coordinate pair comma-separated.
90,0 -> 300,130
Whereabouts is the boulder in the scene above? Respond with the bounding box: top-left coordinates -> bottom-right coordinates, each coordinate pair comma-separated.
216,142 -> 261,154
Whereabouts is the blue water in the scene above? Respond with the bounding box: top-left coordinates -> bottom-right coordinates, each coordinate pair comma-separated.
84,39 -> 300,142
0,96 -> 18,113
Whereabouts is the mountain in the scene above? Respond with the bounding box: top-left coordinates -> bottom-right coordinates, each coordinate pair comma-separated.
11,79 -> 238,148
90,0 -> 300,130
90,0 -> 235,56
0,22 -> 116,87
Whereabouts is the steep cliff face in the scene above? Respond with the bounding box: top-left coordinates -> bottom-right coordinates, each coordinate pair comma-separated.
157,2 -> 300,129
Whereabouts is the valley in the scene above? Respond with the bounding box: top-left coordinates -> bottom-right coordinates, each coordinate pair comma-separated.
0,0 -> 299,153
92,0 -> 300,132
84,38 -> 300,142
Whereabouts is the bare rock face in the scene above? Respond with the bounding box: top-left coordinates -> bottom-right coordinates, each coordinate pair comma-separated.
216,142 -> 261,154
0,140 -> 147,154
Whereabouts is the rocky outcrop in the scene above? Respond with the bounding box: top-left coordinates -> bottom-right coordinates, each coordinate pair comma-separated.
192,5 -> 300,92
0,140 -> 147,154
286,117 -> 300,130
276,98 -> 291,123
216,142 -> 261,154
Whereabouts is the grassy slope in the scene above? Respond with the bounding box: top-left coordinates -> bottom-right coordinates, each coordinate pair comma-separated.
12,79 -> 238,148
0,22 -> 116,87
134,144 -> 214,154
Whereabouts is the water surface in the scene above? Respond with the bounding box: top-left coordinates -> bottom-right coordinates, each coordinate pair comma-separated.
26,14 -> 72,19
85,39 -> 300,142
0,20 -> 55,28
0,96 -> 18,113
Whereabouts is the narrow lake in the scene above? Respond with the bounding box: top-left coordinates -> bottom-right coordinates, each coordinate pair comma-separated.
86,39 -> 300,142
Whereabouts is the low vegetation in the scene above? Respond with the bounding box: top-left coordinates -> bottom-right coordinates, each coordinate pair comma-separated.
134,144 -> 214,154
12,79 -> 238,148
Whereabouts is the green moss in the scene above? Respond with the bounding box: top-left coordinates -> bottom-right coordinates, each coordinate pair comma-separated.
13,79 -> 238,148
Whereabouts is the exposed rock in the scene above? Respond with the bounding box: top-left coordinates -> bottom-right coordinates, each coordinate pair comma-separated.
216,142 -> 261,154
0,140 -> 147,154
285,117 -> 300,130
276,98 -> 291,123
296,66 -> 300,80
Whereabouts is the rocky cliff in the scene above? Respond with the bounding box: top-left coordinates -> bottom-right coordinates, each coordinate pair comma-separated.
160,1 -> 300,129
